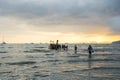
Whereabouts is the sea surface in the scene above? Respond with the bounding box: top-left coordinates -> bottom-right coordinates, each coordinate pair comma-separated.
0,43 -> 120,80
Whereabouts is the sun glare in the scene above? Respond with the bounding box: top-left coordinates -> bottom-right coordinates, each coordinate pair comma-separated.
95,36 -> 105,43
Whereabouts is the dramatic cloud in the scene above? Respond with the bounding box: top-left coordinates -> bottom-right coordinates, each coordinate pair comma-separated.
0,0 -> 120,43
108,16 -> 120,34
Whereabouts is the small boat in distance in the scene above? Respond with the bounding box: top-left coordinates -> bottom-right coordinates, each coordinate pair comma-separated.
2,41 -> 6,44
1,36 -> 6,44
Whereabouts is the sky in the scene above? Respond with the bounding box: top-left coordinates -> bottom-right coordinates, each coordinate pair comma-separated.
0,0 -> 120,43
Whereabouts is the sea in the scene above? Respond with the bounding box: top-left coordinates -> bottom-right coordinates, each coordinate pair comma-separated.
0,43 -> 120,80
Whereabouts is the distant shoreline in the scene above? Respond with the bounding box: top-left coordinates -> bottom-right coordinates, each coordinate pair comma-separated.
112,40 -> 120,44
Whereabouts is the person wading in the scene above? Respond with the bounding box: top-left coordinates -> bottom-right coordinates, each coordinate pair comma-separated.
88,45 -> 94,58
74,45 -> 77,54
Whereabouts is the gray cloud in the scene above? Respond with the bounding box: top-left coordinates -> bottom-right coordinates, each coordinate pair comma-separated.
1,0 -> 120,17
0,0 -> 120,34
108,16 -> 120,34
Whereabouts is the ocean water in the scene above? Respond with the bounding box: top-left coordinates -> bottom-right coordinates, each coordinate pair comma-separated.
0,43 -> 120,80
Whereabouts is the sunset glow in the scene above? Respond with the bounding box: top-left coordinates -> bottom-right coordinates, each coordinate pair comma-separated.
0,0 -> 120,43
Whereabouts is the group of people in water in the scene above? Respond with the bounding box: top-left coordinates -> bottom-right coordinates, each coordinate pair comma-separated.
61,44 -> 68,50
49,40 -> 94,58
74,44 -> 94,58
49,40 -> 69,50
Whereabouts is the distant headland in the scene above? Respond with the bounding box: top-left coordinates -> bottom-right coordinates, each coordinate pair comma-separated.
112,40 -> 120,44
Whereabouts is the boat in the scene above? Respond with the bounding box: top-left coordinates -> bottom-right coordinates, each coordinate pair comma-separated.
2,41 -> 6,44
49,40 -> 61,50
1,36 -> 6,44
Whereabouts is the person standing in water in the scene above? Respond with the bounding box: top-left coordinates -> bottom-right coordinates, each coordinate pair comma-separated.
88,45 -> 94,58
74,45 -> 77,53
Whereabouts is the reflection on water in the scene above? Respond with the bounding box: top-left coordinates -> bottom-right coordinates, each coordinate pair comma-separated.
88,57 -> 92,80
88,58 -> 92,69
0,43 -> 120,80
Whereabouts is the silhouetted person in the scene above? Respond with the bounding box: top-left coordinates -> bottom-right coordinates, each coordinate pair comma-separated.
56,40 -> 59,50
88,45 -> 94,58
74,45 -> 77,53
62,44 -> 65,50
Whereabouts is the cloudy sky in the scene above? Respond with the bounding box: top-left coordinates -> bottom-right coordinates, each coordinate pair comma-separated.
0,0 -> 120,43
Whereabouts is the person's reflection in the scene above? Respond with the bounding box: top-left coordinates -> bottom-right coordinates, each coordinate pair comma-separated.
88,57 -> 92,80
88,58 -> 92,68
